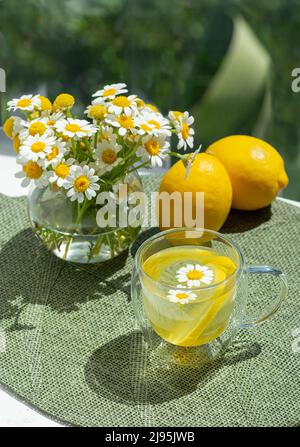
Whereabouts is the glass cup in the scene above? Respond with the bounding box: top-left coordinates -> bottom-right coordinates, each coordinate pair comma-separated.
131,228 -> 288,364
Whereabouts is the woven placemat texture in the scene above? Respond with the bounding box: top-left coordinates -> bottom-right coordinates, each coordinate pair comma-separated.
0,175 -> 299,427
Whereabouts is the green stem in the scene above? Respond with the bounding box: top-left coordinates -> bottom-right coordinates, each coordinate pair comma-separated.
76,200 -> 91,226
126,160 -> 150,175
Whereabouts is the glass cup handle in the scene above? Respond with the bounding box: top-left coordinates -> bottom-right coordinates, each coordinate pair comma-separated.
241,265 -> 288,329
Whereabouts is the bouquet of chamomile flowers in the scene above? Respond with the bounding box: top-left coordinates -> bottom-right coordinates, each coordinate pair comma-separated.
3,83 -> 196,262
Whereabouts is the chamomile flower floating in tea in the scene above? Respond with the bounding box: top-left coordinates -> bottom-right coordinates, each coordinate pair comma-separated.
4,82 -> 197,263
176,264 -> 214,287
167,289 -> 197,304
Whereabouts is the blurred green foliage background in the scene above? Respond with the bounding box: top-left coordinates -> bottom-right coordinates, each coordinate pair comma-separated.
0,0 -> 299,199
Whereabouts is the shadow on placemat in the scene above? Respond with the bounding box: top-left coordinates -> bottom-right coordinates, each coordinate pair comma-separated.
85,331 -> 261,405
221,205 -> 272,233
0,228 -> 131,328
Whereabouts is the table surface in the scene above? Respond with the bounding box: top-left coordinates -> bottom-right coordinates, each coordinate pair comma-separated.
0,154 -> 299,427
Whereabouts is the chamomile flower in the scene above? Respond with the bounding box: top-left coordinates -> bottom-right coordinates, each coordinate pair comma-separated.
168,110 -> 184,123
15,160 -> 49,188
175,112 -> 195,151
64,165 -> 100,203
176,264 -> 214,288
55,118 -> 97,138
45,112 -> 64,128
53,93 -> 75,111
49,158 -> 75,187
19,133 -> 56,162
7,94 -> 41,112
135,112 -> 171,137
106,113 -> 136,136
97,125 -> 117,144
167,289 -> 197,304
37,96 -> 53,113
3,116 -> 23,139
137,135 -> 169,167
135,98 -> 145,108
85,104 -> 108,121
108,95 -> 137,116
40,138 -> 68,168
144,103 -> 158,113
94,140 -> 122,173
20,117 -> 54,139
92,83 -> 128,102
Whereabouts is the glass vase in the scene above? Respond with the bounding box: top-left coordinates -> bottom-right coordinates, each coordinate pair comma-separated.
28,172 -> 143,264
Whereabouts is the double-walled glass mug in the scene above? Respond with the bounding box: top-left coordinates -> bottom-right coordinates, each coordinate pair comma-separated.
131,228 -> 288,364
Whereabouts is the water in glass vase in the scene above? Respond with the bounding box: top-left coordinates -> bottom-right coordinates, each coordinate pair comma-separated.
142,246 -> 238,347
33,225 -> 140,263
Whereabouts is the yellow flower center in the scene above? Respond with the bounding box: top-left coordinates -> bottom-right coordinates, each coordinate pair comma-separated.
117,115 -> 134,129
31,142 -> 46,153
30,112 -> 39,119
99,133 -> 111,142
187,270 -> 202,280
172,111 -> 184,120
112,95 -> 131,107
53,93 -> 75,109
140,123 -> 152,132
175,293 -> 189,300
89,104 -> 107,120
144,140 -> 160,155
47,120 -> 55,126
103,88 -> 117,97
17,98 -> 31,108
23,161 -> 43,179
74,175 -> 90,192
136,98 -> 145,108
148,119 -> 160,129
102,149 -> 117,164
46,146 -> 59,161
3,117 -> 14,139
146,103 -> 158,113
13,136 -> 20,153
55,163 -> 70,178
65,123 -> 82,133
39,95 -> 52,111
29,122 -> 46,136
181,123 -> 190,140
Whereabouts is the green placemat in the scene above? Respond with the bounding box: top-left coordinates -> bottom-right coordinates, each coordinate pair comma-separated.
0,175 -> 300,427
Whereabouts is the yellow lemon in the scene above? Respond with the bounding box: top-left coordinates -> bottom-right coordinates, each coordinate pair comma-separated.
159,153 -> 232,232
206,135 -> 289,210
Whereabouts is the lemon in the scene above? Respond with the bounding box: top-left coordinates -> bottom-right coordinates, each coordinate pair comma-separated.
159,153 -> 232,232
206,135 -> 289,210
